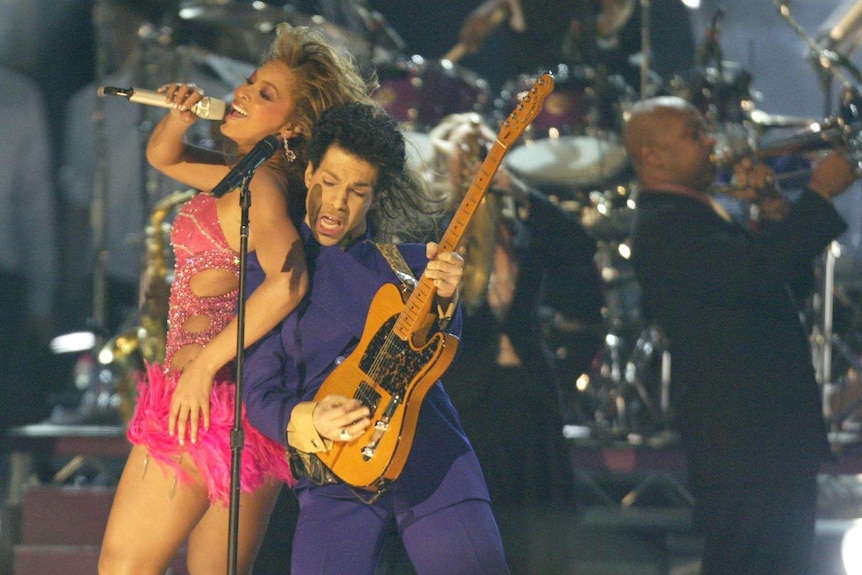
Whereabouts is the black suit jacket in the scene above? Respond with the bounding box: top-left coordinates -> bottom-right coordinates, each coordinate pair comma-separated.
630,188 -> 845,488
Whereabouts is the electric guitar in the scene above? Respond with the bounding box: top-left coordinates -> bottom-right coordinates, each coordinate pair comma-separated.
312,73 -> 554,489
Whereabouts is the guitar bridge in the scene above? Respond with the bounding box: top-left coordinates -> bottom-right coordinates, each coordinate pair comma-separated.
362,394 -> 402,461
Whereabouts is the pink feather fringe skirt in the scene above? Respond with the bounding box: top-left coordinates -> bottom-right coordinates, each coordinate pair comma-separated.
127,363 -> 294,505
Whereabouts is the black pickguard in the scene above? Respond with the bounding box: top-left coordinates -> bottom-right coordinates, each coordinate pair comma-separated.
358,316 -> 440,396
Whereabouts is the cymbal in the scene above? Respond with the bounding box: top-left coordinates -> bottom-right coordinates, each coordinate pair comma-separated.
178,2 -> 392,65
282,7 -> 373,57
178,1 -> 286,28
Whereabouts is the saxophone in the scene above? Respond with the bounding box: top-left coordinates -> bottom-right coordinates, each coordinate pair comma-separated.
140,189 -> 196,361
101,188 -> 195,422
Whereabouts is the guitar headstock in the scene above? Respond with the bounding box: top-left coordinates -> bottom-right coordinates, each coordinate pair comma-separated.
497,72 -> 554,147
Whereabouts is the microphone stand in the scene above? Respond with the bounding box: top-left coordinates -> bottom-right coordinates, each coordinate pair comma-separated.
227,175 -> 252,575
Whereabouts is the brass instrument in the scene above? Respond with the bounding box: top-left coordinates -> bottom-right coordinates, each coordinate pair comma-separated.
140,189 -> 197,361
711,85 -> 862,197
99,188 -> 196,422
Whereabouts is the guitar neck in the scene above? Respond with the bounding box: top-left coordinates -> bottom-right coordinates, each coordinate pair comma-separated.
389,71 -> 553,340
393,139 -> 508,339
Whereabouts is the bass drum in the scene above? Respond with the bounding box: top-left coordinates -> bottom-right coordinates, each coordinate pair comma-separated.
500,65 -> 633,191
372,55 -> 491,133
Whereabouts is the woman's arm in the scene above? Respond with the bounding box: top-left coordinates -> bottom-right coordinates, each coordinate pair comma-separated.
145,83 -> 232,193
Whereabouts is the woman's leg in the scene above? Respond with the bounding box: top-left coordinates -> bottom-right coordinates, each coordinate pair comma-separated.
99,444 -> 211,575
185,479 -> 283,574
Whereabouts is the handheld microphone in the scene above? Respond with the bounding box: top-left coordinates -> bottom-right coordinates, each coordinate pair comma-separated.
210,135 -> 282,198
97,86 -> 227,120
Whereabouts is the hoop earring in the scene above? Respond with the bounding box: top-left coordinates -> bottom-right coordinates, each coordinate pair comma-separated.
283,137 -> 296,162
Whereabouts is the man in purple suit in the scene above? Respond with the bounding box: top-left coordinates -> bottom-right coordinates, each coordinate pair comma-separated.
243,102 -> 510,575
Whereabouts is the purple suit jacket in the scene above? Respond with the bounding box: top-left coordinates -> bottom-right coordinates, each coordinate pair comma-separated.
243,224 -> 490,516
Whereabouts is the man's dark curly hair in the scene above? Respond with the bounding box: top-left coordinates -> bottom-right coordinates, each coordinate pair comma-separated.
307,102 -> 443,242
306,102 -> 405,193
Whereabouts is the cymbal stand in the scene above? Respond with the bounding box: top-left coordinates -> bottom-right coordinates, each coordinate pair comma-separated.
774,0 -> 862,117
813,242 -> 841,421
137,24 -> 174,229
588,243 -> 627,438
774,0 -> 860,425
639,0 -> 651,99
623,324 -> 672,437
589,240 -> 646,439
90,0 -> 111,345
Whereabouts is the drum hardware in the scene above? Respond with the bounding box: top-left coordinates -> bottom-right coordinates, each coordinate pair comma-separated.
669,61 -> 755,128
500,64 -> 634,191
178,1 -> 286,28
178,1 -> 400,69
373,55 -> 491,133
775,0 -> 862,429
579,185 -> 635,242
637,0 -> 651,98
622,325 -> 673,439
579,232 -> 655,443
504,135 -> 630,191
586,317 -> 677,443
624,53 -> 663,97
347,0 -> 406,55
282,2 -> 405,67
498,64 -> 632,141
817,0 -> 862,61
776,0 -> 862,119
695,8 -> 724,71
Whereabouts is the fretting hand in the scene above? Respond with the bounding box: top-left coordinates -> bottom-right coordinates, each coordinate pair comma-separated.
425,242 -> 465,300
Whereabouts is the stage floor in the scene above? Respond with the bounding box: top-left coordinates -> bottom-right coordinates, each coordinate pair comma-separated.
3,426 -> 862,574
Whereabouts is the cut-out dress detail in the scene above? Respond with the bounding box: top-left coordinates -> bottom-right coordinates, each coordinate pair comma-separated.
127,192 -> 294,504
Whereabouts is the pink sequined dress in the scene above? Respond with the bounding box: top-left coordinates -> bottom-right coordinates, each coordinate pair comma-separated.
127,192 -> 293,504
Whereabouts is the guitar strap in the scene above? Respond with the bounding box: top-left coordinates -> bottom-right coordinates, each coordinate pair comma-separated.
375,241 -> 458,329
373,242 -> 418,291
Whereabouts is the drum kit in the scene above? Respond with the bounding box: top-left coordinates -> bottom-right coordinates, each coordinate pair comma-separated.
55,0 -> 862,441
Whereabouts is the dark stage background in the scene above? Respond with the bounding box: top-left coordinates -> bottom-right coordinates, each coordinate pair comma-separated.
3,2 -> 862,574
1,0 -> 860,322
